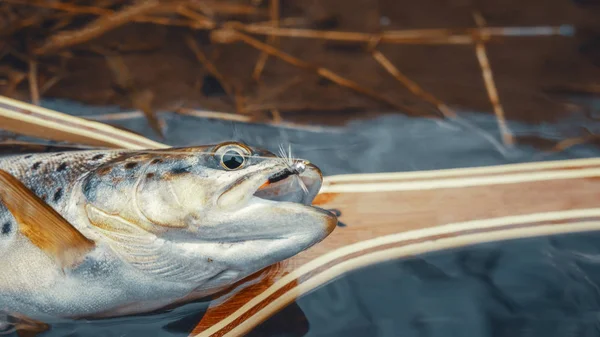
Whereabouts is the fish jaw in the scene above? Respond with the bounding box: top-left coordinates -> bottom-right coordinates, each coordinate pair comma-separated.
189,198 -> 337,283
192,161 -> 337,280
211,160 -> 336,243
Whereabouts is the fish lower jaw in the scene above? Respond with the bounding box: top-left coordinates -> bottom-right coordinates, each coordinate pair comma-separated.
200,234 -> 321,272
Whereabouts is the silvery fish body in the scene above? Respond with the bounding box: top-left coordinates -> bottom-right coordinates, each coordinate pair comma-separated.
0,143 -> 336,324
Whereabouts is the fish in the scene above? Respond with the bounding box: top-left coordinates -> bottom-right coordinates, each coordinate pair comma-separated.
0,141 -> 337,333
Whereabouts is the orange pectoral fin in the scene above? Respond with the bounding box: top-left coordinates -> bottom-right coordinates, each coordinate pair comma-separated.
0,169 -> 95,269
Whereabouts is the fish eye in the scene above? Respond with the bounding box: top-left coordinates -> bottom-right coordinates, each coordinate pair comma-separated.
214,142 -> 252,170
220,149 -> 246,170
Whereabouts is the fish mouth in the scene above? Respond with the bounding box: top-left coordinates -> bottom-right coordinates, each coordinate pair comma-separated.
252,161 -> 322,206
212,160 -> 336,246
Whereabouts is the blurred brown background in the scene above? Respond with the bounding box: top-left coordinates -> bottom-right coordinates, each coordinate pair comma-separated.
1,0 -> 599,130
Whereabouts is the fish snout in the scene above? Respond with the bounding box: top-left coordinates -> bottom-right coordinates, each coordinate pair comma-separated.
314,205 -> 338,237
316,206 -> 338,236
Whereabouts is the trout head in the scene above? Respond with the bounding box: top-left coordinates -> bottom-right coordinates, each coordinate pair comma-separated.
78,142 -> 336,289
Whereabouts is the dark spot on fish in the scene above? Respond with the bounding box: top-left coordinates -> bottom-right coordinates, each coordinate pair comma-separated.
170,166 -> 191,175
24,155 -> 33,159
151,159 -> 163,164
32,162 -> 42,170
41,194 -> 47,201
125,162 -> 138,169
1,222 -> 11,235
97,166 -> 111,175
53,153 -> 63,157
53,188 -> 63,202
57,162 -> 68,172
207,258 -> 213,262
146,173 -> 155,179
83,176 -> 100,201
92,154 -> 104,160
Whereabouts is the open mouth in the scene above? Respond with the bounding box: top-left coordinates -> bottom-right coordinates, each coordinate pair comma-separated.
211,162 -> 335,246
218,160 -> 323,210
253,165 -> 320,205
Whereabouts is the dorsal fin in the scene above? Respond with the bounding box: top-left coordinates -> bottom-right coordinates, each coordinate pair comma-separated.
0,169 -> 96,269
